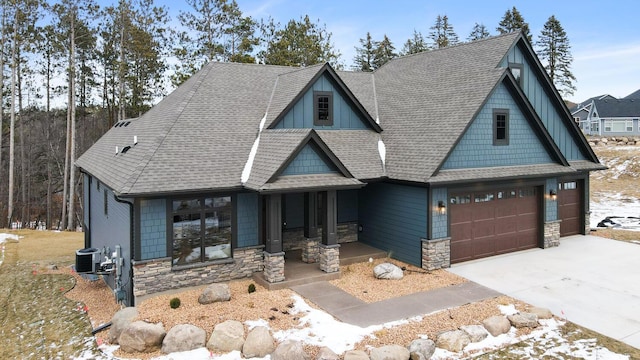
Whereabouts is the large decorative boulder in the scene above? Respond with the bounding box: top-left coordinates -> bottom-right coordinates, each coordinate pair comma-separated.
408,338 -> 435,360
436,330 -> 471,352
373,263 -> 404,280
198,283 -> 231,304
108,307 -> 139,344
207,320 -> 245,352
271,339 -> 310,360
343,350 -> 370,360
528,307 -> 553,320
508,313 -> 539,328
242,326 -> 275,358
118,321 -> 166,353
460,325 -> 488,343
161,324 -> 206,354
482,316 -> 511,337
316,346 -> 339,360
370,344 -> 410,359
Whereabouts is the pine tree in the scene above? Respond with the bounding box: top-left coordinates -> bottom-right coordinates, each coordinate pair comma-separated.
220,0 -> 258,63
468,23 -> 490,41
373,34 -> 396,69
536,15 -> 576,97
353,32 -> 376,71
429,15 -> 459,49
401,29 -> 427,55
497,6 -> 531,42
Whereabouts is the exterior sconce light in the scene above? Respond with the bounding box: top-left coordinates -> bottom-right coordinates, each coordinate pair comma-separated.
437,200 -> 446,215
549,189 -> 557,201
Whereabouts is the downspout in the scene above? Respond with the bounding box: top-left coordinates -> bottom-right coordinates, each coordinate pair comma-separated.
84,172 -> 91,249
114,194 -> 135,305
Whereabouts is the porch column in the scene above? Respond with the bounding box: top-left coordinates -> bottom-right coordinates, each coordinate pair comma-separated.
264,194 -> 285,283
302,192 -> 320,263
319,190 -> 340,273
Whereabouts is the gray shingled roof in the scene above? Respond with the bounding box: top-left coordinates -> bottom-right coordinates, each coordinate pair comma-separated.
260,174 -> 363,193
624,89 -> 640,99
429,164 -> 577,185
593,99 -> 640,117
316,130 -> 384,179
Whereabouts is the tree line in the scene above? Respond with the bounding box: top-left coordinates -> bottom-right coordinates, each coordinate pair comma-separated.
0,1 -> 575,230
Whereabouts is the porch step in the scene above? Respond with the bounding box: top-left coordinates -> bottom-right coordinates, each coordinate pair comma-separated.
253,270 -> 341,291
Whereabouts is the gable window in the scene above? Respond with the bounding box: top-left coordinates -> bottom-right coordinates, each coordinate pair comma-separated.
493,109 -> 509,145
314,91 -> 333,126
171,196 -> 233,266
509,63 -> 524,87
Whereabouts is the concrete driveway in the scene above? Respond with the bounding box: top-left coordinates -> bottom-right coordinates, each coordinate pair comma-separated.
448,235 -> 640,349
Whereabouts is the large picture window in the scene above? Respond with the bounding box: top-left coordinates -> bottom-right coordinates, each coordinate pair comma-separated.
172,196 -> 232,266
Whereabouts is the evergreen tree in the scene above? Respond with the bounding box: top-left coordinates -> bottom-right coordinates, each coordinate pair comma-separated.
428,15 -> 459,49
467,23 -> 490,41
373,34 -> 396,69
353,32 -> 376,71
536,15 -> 576,97
401,29 -> 427,55
497,6 -> 531,42
261,15 -> 340,67
219,0 -> 258,63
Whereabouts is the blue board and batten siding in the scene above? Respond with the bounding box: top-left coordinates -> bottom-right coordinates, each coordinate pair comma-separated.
273,74 -> 370,130
501,45 -> 586,161
442,83 -> 553,169
282,144 -> 338,176
139,199 -> 166,260
358,183 -> 427,266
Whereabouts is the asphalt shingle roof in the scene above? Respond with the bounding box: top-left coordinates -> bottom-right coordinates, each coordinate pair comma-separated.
593,99 -> 640,118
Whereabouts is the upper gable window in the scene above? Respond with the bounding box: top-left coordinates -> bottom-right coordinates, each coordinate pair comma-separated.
509,63 -> 524,87
493,109 -> 509,146
314,91 -> 333,126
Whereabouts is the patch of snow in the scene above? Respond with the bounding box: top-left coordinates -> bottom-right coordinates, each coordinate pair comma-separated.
498,304 -> 518,316
0,233 -> 19,243
245,318 -> 270,330
590,194 -> 640,231
240,136 -> 261,184
377,138 -> 386,167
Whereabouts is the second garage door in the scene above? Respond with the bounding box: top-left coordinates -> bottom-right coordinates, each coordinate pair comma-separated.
558,180 -> 582,236
450,187 -> 540,263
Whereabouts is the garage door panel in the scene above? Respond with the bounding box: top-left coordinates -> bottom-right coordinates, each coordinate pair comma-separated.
559,181 -> 581,236
450,186 -> 540,264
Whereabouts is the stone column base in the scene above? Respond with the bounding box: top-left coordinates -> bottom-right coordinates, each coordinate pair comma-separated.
421,238 -> 450,271
544,221 -> 561,248
301,238 -> 320,263
319,244 -> 340,273
585,211 -> 591,234
263,252 -> 285,283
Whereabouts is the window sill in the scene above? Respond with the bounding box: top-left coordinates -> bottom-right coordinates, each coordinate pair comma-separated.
172,258 -> 234,271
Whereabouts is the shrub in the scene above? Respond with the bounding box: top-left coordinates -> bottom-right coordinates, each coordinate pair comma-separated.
248,283 -> 256,294
169,297 -> 181,309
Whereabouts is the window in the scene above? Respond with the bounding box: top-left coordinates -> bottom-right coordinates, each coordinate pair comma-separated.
604,119 -> 633,132
172,196 -> 232,266
474,193 -> 494,203
509,63 -> 524,86
563,181 -> 577,190
314,91 -> 333,126
493,109 -> 509,145
449,195 -> 471,204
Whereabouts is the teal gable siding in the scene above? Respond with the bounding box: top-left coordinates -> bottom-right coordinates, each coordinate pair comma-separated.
237,193 -> 259,247
282,144 -> 338,175
431,187 -> 448,239
273,74 -> 370,130
545,178 -> 558,222
358,183 -> 427,266
139,199 -> 167,260
501,45 -> 586,160
442,83 -> 553,169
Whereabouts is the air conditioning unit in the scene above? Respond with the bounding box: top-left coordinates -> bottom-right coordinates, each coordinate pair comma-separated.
75,248 -> 101,273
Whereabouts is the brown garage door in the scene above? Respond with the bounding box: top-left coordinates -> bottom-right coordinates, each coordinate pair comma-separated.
450,187 -> 540,263
558,180 -> 582,236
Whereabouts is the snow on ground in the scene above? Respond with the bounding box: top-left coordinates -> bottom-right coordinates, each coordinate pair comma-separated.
0,233 -> 20,266
591,194 -> 640,231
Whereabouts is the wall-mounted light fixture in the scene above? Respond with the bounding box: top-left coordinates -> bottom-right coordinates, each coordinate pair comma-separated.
437,200 -> 447,215
549,189 -> 557,201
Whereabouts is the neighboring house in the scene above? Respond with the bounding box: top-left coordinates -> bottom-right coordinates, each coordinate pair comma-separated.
575,98 -> 640,136
624,89 -> 640,99
76,32 -> 604,306
570,94 -> 616,133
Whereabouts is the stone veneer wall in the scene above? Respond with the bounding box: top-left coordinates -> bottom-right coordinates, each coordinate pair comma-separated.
544,221 -> 561,248
421,238 -> 451,271
585,212 -> 591,234
319,244 -> 340,273
301,238 -> 320,263
282,222 -> 358,251
263,252 -> 285,283
132,246 -> 263,299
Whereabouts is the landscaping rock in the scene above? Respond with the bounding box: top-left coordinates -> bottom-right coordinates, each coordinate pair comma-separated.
198,283 -> 231,304
109,307 -> 139,344
316,346 -> 339,360
271,339 -> 310,360
407,338 -> 435,360
508,313 -> 539,328
460,324 -> 488,343
373,263 -> 403,280
161,324 -> 206,354
207,320 -> 245,352
242,326 -> 275,358
436,330 -> 470,352
482,315 -> 511,337
118,321 -> 166,353
343,349 -> 370,360
529,307 -> 553,320
46,264 -> 58,270
370,344 -> 410,359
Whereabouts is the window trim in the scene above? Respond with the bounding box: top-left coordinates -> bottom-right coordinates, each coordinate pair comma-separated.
508,63 -> 524,86
313,91 -> 333,126
493,108 -> 509,146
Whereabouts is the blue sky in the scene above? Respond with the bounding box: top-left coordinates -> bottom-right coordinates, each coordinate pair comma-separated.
157,0 -> 640,102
